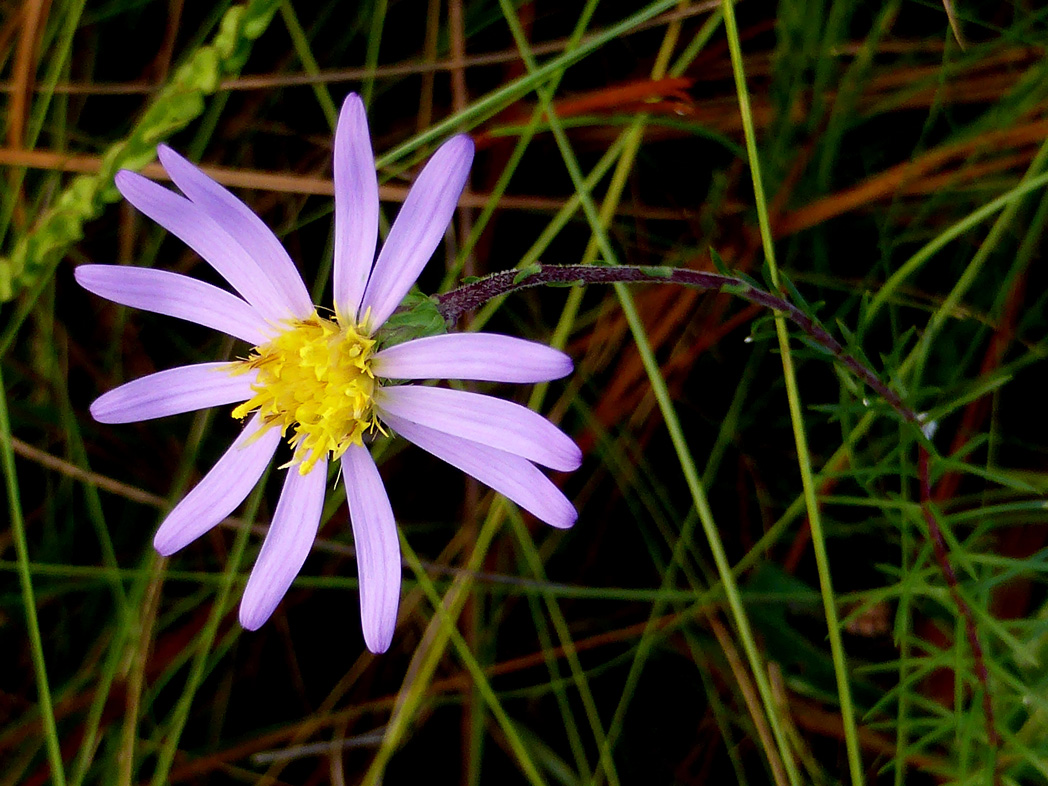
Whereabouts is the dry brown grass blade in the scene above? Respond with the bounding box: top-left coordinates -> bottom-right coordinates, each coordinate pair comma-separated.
10,435 -> 165,507
0,146 -> 687,219
5,0 -> 49,234
708,614 -> 790,786
474,76 -> 696,148
6,0 -> 48,151
0,2 -> 721,97
778,117 -> 1048,236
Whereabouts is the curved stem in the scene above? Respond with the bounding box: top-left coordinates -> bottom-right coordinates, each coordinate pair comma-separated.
436,263 -> 917,423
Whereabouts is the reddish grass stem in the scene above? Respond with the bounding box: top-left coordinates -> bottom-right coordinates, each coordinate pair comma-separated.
918,448 -> 1000,752
437,262 -> 999,751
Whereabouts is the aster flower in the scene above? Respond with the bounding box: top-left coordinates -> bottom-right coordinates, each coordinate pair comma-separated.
76,94 -> 579,653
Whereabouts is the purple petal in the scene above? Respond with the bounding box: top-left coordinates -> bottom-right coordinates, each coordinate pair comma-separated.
157,145 -> 313,319
377,386 -> 581,472
373,333 -> 573,383
75,265 -> 272,345
91,363 -> 257,424
382,412 -> 576,529
359,135 -> 474,329
115,170 -> 295,321
341,444 -> 400,653
333,94 -> 379,322
153,414 -> 280,555
239,457 -> 328,630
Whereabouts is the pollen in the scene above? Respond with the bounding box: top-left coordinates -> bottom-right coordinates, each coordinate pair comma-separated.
231,313 -> 378,474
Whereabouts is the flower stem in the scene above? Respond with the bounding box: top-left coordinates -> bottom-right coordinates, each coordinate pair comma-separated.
437,263 -> 915,421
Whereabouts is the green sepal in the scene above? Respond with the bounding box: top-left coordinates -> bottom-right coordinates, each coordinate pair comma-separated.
374,288 -> 448,350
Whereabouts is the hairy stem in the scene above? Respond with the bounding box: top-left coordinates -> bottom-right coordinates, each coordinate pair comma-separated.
436,263 -> 916,421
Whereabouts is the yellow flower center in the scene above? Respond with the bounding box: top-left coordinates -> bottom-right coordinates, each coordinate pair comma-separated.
231,312 -> 378,474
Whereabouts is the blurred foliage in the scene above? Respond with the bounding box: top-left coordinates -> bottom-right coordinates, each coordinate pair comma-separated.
4,1 -> 1048,785
0,0 -> 281,301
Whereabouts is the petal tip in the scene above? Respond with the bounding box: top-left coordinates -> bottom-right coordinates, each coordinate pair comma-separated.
364,634 -> 391,654
152,531 -> 179,557
113,169 -> 136,191
553,506 -> 578,530
113,169 -> 156,204
363,620 -> 394,654
449,135 -> 475,169
156,144 -> 181,171
542,495 -> 578,530
88,398 -> 111,424
453,133 -> 475,154
238,603 -> 266,631
337,92 -> 369,132
565,444 -> 583,472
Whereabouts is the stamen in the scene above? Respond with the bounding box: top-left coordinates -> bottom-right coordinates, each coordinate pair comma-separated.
231,313 -> 378,473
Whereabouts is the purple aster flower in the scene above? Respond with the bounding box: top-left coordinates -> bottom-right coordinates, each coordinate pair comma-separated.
76,94 -> 579,653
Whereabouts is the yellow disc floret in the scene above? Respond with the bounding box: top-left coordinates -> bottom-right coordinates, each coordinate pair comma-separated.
231,313 -> 378,474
